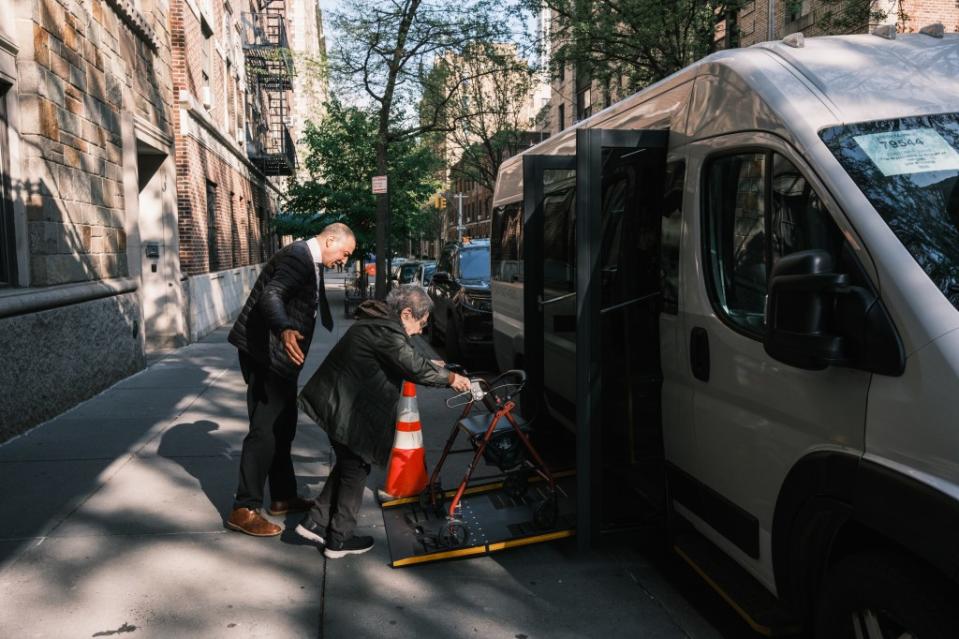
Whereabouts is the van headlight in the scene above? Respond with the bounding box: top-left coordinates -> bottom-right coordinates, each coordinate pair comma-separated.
462,292 -> 492,312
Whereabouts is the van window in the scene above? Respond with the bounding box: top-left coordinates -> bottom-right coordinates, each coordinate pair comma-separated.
661,161 -> 685,314
821,112 -> 959,309
491,203 -> 523,283
705,151 -> 843,335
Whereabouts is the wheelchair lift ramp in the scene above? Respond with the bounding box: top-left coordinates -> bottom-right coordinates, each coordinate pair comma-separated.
381,474 -> 577,568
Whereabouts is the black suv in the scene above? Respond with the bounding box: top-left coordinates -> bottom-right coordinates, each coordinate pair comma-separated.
427,239 -> 492,365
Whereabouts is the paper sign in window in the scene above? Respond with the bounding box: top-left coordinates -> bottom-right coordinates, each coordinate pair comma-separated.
853,128 -> 959,176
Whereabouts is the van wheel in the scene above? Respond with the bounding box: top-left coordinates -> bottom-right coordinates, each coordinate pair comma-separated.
814,551 -> 959,639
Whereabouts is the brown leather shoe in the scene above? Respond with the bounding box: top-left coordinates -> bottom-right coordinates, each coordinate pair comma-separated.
268,496 -> 315,516
226,508 -> 282,537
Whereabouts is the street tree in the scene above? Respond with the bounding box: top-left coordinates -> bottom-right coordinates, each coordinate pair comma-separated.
329,0 -> 511,297
528,0 -> 905,99
275,98 -> 441,262
423,42 -> 546,193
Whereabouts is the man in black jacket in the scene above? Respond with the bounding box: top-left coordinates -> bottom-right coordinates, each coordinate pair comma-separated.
226,222 -> 356,537
295,285 -> 471,558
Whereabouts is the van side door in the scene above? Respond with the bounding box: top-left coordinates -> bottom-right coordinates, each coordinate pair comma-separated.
678,133 -> 871,588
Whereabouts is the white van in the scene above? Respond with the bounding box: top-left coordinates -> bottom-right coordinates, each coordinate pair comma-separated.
490,31 -> 959,637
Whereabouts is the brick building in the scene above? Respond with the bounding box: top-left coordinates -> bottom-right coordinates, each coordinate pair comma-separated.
170,0 -> 293,341
725,0 -> 959,49
0,0 -> 176,436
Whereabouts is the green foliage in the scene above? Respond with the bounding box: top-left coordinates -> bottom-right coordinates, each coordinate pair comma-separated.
276,99 -> 442,255
527,0 -> 730,94
421,42 -> 544,191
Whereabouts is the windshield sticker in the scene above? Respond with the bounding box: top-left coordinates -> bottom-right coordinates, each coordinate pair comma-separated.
853,128 -> 959,176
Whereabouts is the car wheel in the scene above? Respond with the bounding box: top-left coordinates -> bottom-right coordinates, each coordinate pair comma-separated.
815,551 -> 959,639
445,314 -> 464,366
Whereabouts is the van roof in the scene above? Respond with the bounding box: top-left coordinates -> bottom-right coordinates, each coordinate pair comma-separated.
494,32 -> 959,205
752,33 -> 959,124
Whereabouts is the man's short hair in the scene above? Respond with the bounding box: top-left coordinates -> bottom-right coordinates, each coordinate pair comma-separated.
320,222 -> 355,243
386,284 -> 433,320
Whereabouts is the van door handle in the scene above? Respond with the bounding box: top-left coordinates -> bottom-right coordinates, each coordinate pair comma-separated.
690,327 -> 710,382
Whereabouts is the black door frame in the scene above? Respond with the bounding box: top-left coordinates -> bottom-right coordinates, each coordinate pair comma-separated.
523,129 -> 669,551
522,153 -> 576,430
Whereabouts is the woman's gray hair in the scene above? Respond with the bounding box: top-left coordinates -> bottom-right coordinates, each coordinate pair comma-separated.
386,284 -> 433,319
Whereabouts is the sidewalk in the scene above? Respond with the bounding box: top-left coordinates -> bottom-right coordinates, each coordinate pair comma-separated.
0,273 -> 728,638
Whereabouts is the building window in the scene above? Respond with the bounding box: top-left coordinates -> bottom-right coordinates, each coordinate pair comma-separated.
0,84 -> 14,287
558,103 -> 565,131
201,18 -> 214,107
206,180 -> 218,270
576,86 -> 592,121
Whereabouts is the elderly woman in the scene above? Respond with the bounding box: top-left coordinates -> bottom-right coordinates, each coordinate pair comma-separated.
294,284 -> 471,558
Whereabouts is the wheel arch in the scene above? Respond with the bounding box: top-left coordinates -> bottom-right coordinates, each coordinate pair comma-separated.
772,451 -> 959,617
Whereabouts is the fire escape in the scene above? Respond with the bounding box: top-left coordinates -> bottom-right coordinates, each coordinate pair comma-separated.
242,2 -> 296,176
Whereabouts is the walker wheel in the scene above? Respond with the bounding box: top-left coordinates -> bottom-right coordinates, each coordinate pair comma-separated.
532,496 -> 558,530
438,520 -> 470,548
503,470 -> 529,500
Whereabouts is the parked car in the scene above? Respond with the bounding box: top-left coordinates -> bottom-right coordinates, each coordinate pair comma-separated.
427,239 -> 492,365
491,31 -> 959,638
395,261 -> 422,285
415,261 -> 437,286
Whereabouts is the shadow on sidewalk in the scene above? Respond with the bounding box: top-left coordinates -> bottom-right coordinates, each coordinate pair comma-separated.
157,420 -> 234,520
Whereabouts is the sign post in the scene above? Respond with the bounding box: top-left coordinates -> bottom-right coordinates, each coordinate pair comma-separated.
372,175 -> 390,297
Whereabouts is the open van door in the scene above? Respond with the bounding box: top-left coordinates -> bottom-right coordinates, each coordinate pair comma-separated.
522,129 -> 669,549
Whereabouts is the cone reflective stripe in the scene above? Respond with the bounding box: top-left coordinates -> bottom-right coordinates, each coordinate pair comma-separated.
383,382 -> 428,499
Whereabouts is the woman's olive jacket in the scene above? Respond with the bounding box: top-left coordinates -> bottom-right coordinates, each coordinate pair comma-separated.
297,301 -> 452,466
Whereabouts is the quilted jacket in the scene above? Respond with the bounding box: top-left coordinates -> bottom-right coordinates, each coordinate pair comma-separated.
297,300 -> 452,465
228,241 -> 321,380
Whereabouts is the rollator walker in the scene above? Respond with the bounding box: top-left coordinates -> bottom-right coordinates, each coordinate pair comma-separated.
410,368 -> 561,549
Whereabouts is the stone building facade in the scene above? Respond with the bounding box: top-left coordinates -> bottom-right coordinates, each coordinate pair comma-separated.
0,0 -> 325,439
0,0 -> 176,437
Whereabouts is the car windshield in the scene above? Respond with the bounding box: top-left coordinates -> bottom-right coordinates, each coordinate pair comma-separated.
458,247 -> 490,281
821,112 -> 959,309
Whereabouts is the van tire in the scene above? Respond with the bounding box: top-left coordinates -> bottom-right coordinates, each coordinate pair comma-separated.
814,551 -> 959,639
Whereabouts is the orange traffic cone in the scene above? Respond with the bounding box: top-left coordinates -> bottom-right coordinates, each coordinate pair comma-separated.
379,382 -> 428,501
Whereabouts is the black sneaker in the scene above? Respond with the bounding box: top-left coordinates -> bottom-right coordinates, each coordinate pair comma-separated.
323,536 -> 374,559
294,518 -> 326,546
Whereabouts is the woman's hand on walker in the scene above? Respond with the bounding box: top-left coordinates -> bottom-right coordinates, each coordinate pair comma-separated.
450,373 -> 471,393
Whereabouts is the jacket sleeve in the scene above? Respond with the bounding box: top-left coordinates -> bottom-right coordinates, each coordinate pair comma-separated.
258,248 -> 314,333
374,330 -> 453,388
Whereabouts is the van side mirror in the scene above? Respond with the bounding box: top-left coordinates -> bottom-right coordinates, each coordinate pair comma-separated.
764,251 -> 847,370
765,250 -> 905,375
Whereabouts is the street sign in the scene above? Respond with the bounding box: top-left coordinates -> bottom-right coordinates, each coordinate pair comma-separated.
372,175 -> 388,194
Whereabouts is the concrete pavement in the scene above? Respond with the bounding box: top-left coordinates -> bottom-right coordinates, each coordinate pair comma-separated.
0,273 -> 731,638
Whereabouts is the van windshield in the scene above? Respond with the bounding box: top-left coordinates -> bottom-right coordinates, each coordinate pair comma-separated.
458,246 -> 490,282
820,112 -> 959,309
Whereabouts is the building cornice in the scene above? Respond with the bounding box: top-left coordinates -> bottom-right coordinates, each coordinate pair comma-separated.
0,31 -> 19,57
104,0 -> 160,52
